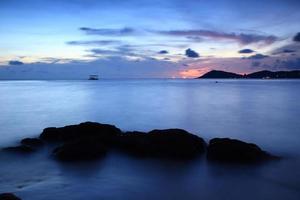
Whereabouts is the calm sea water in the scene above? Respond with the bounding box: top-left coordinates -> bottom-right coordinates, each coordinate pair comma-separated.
0,79 -> 299,200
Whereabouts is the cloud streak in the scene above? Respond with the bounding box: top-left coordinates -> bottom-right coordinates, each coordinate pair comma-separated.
158,29 -> 278,45
247,54 -> 269,59
66,40 -> 122,46
79,27 -> 135,36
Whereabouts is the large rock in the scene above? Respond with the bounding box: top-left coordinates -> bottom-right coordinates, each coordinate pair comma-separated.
20,138 -> 43,147
0,193 -> 21,200
207,138 -> 277,163
118,129 -> 206,159
2,145 -> 34,153
53,139 -> 107,161
40,122 -> 122,143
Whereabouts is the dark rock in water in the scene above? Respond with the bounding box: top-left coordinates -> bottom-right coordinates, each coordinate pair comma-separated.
0,193 -> 21,200
118,129 -> 206,159
40,122 -> 122,143
53,139 -> 107,161
40,127 -> 60,142
207,138 -> 277,163
20,138 -> 43,147
2,145 -> 34,153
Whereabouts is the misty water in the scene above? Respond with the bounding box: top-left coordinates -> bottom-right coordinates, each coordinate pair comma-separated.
0,79 -> 300,200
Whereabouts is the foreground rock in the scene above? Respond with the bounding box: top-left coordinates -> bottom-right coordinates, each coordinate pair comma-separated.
0,193 -> 21,200
53,139 -> 107,161
2,145 -> 34,153
21,138 -> 43,147
207,138 -> 277,163
118,129 -> 206,159
40,122 -> 121,144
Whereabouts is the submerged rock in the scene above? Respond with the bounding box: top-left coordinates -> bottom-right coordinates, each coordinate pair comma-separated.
207,138 -> 277,163
20,138 -> 43,147
2,145 -> 34,153
40,122 -> 122,143
118,129 -> 206,159
0,193 -> 21,200
53,139 -> 107,161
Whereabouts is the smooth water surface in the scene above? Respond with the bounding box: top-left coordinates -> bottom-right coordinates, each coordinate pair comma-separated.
0,79 -> 299,200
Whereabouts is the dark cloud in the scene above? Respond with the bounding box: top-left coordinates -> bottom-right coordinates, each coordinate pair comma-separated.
79,27 -> 135,36
247,54 -> 269,59
271,43 -> 300,55
282,49 -> 297,53
9,60 -> 24,65
66,40 -> 121,46
158,29 -> 278,45
238,49 -> 255,54
293,32 -> 300,42
185,48 -> 199,58
88,45 -> 138,57
158,50 -> 168,54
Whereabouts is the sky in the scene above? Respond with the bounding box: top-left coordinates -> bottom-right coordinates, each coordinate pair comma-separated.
0,0 -> 300,79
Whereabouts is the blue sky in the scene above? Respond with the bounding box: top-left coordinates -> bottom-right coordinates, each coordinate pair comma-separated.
0,0 -> 300,78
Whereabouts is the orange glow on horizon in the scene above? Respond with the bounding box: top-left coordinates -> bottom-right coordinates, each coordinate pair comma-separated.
179,67 -> 211,78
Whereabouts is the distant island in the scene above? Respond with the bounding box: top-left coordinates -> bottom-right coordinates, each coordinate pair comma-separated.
197,70 -> 300,79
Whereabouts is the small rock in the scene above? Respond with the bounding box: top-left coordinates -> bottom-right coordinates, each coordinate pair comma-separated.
2,145 -> 34,153
207,138 -> 278,163
0,193 -> 21,200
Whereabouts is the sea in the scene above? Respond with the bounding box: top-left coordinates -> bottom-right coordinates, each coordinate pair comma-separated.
0,79 -> 299,200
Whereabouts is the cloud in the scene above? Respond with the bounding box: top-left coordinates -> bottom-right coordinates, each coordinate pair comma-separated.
247,54 -> 269,59
293,32 -> 300,42
158,50 -> 168,54
66,40 -> 121,46
281,49 -> 297,53
271,43 -> 300,55
79,27 -> 135,36
185,48 -> 199,58
238,49 -> 255,54
9,60 -> 24,65
158,29 -> 278,45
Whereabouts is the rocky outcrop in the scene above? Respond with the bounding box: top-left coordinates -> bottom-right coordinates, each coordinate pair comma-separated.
207,138 -> 278,163
118,129 -> 206,159
40,122 -> 122,143
0,193 -> 21,200
2,122 -> 280,164
53,139 -> 107,161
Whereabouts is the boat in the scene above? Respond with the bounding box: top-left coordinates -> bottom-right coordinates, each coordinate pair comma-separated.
88,75 -> 99,80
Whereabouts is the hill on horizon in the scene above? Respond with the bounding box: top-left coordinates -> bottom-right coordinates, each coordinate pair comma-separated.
197,70 -> 300,79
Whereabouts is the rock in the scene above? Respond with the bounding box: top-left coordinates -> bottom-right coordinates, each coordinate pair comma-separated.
53,139 -> 107,161
20,138 -> 43,147
0,193 -> 21,200
118,129 -> 206,159
40,122 -> 122,143
2,145 -> 34,153
39,127 -> 60,142
207,138 -> 277,163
